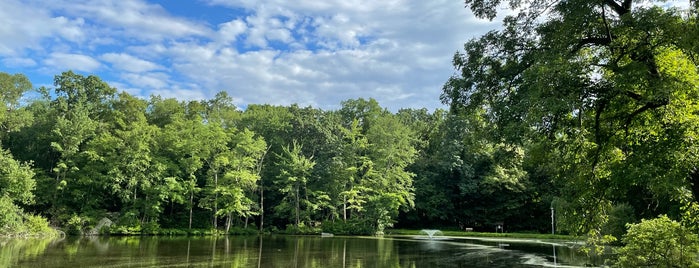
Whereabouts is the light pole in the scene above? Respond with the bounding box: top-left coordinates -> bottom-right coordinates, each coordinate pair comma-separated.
550,205 -> 555,235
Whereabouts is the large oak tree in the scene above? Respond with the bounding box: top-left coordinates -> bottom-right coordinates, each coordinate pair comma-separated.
443,0 -> 698,233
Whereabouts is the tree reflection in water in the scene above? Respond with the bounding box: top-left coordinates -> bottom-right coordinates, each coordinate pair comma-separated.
0,235 -> 601,267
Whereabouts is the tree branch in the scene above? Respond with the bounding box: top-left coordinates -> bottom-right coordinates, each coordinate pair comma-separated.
622,0 -> 632,13
571,37 -> 612,54
624,91 -> 643,101
604,0 -> 630,16
624,98 -> 669,137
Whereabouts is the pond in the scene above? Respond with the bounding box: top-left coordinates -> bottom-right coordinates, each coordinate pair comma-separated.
0,235 -> 602,267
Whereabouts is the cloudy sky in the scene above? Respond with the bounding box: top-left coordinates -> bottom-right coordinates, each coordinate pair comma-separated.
0,0 -> 499,111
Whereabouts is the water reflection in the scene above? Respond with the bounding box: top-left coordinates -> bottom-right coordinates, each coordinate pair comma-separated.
0,235 -> 602,267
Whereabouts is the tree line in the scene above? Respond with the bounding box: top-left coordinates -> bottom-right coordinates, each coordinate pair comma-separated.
0,69 -> 583,236
0,71 -> 416,235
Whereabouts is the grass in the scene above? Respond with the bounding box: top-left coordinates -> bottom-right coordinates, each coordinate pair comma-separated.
385,229 -> 576,240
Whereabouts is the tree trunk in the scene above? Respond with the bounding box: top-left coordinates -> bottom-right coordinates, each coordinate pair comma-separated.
141,195 -> 148,224
690,167 -> 699,201
295,184 -> 300,228
260,180 -> 265,232
189,190 -> 194,229
226,213 -> 232,233
257,145 -> 270,232
343,196 -> 347,221
213,172 -> 218,230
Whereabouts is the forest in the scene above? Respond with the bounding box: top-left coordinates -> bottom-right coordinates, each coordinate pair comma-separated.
2,0 -> 699,265
3,70 -> 538,236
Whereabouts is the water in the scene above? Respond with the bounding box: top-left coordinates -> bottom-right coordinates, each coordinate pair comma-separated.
420,229 -> 443,239
0,235 -> 601,267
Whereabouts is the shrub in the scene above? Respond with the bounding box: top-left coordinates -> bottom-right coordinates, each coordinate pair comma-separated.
24,214 -> 55,236
613,215 -> 699,268
0,195 -> 24,235
141,221 -> 160,235
281,223 -> 321,235
65,215 -> 85,236
322,219 -> 373,235
228,226 -> 259,235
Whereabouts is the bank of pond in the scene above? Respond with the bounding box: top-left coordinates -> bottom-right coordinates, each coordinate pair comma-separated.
0,234 -> 605,267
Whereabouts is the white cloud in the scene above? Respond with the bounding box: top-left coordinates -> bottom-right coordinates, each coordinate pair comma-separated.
101,53 -> 163,73
192,0 -> 498,110
44,53 -> 102,72
0,0 -> 84,55
216,19 -> 247,44
121,72 -> 170,89
46,0 -> 211,42
4,0 -> 501,111
2,57 -> 37,68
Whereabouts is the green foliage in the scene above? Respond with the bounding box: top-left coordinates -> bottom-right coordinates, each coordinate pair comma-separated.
282,222 -> 321,235
23,214 -> 55,236
613,215 -> 699,268
275,140 -> 315,228
601,203 -> 636,244
682,200 -> 699,233
15,64 -> 699,239
0,72 -> 34,136
0,196 -> 24,235
321,219 -> 374,235
141,221 -> 160,235
444,0 -> 699,235
227,226 -> 259,235
108,225 -> 142,235
0,148 -> 35,206
65,215 -> 85,236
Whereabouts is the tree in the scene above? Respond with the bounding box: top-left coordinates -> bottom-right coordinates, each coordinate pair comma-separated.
275,140 -> 316,230
0,73 -> 35,203
85,92 -> 165,227
46,71 -> 116,220
197,122 -> 230,230
332,98 -> 418,234
158,112 -> 207,229
239,104 -> 293,229
0,72 -> 53,236
198,124 -> 267,232
0,72 -> 33,137
197,91 -> 241,229
443,0 -> 699,234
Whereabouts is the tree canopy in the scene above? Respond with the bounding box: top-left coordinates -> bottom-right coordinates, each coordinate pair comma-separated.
443,0 -> 698,234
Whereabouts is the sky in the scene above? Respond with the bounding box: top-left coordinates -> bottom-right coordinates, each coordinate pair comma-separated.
0,0 -> 501,111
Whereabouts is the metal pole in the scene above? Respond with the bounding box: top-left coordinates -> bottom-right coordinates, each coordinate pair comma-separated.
550,206 -> 555,235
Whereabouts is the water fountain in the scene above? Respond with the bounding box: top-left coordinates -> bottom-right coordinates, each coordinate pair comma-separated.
420,229 -> 442,239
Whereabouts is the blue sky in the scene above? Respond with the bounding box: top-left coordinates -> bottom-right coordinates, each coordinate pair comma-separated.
0,0 -> 500,111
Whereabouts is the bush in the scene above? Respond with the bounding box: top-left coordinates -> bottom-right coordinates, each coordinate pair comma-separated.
322,219 -> 373,235
228,226 -> 259,235
65,215 -> 85,236
141,221 -> 160,235
0,195 -> 25,235
282,223 -> 321,235
613,215 -> 699,268
24,214 -> 55,236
